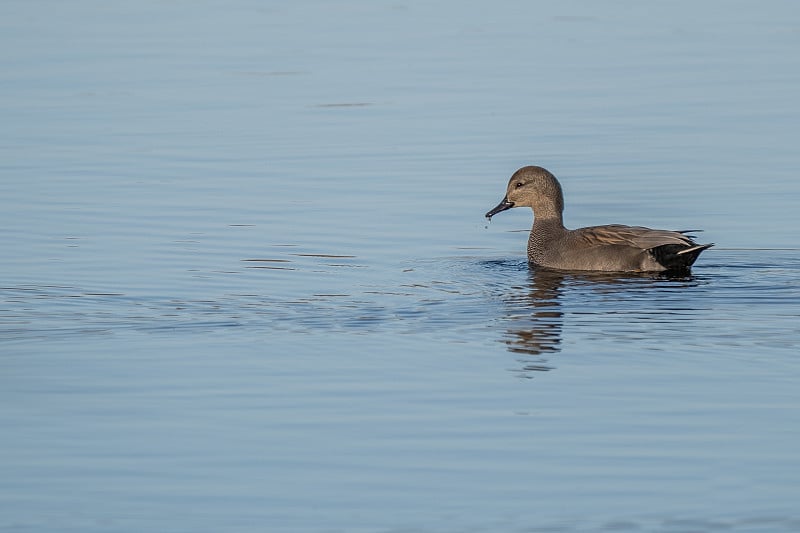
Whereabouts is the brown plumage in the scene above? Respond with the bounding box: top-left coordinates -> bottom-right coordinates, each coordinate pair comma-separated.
485,166 -> 713,272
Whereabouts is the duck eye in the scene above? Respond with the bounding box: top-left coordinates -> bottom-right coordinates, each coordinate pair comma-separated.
515,182 -> 524,189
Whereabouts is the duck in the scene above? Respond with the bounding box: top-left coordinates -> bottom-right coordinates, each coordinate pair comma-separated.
485,165 -> 713,272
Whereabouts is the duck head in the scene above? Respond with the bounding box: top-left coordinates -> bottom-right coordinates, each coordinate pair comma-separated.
485,166 -> 564,221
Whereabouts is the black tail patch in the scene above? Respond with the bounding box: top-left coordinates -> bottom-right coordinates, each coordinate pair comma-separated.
649,243 -> 714,271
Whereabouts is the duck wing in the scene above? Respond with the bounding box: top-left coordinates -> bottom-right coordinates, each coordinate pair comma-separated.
574,225 -> 698,250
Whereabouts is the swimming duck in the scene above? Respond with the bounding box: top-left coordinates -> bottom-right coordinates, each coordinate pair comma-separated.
486,166 -> 713,272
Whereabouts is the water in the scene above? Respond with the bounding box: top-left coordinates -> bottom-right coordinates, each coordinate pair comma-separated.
2,1 -> 800,532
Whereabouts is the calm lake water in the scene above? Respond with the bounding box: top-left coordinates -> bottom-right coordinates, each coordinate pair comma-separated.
2,1 -> 800,532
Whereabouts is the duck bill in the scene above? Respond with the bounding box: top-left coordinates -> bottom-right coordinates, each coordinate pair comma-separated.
485,197 -> 515,219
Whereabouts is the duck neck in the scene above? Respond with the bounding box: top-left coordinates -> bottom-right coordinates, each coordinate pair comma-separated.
528,212 -> 566,264
532,212 -> 565,234
528,211 -> 566,250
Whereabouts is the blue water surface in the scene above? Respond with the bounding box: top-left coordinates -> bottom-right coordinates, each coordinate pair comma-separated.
1,1 -> 799,532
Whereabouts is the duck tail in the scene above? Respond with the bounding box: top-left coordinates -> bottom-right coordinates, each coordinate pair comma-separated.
676,243 -> 714,256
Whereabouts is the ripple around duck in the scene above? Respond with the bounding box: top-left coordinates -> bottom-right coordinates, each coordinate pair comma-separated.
2,251 -> 798,361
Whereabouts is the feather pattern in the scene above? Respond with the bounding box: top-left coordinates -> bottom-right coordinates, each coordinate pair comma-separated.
575,225 -> 696,250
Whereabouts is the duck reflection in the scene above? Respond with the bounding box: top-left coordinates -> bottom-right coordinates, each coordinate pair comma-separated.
501,268 -> 695,377
500,268 -> 565,377
502,268 -> 565,356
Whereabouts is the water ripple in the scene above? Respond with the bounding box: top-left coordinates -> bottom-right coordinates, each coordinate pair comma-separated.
3,251 -> 798,371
